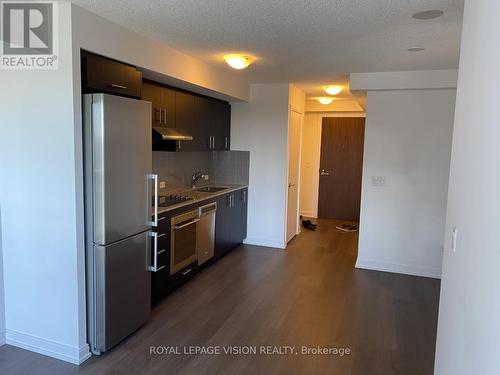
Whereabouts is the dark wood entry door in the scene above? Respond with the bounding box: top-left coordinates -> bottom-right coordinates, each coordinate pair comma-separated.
318,117 -> 365,221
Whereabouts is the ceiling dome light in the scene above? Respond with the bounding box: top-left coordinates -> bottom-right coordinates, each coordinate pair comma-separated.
224,54 -> 253,69
318,97 -> 334,105
412,10 -> 444,20
408,46 -> 425,52
323,85 -> 343,95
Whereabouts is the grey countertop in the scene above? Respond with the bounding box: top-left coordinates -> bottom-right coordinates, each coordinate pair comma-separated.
156,184 -> 248,215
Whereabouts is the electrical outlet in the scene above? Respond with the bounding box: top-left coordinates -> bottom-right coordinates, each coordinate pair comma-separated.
159,181 -> 166,189
371,176 -> 386,187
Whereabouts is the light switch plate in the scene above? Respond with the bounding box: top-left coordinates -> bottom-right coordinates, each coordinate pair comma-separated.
371,176 -> 386,187
451,227 -> 458,252
159,181 -> 166,189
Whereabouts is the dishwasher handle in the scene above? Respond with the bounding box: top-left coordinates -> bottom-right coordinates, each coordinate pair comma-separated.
199,202 -> 217,216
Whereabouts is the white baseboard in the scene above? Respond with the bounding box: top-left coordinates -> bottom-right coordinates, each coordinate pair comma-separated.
355,258 -> 441,279
5,329 -> 91,365
243,237 -> 286,249
300,211 -> 317,219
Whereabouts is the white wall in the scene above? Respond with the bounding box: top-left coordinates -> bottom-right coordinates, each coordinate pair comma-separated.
305,99 -> 364,112
350,69 -> 458,91
356,89 -> 456,279
435,0 -> 500,373
289,84 -> 306,114
0,3 -> 250,364
231,84 -> 291,248
0,3 -> 85,363
0,216 -> 5,345
299,112 -> 365,218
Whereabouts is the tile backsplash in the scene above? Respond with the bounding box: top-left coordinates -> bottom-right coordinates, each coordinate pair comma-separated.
209,151 -> 250,185
153,150 -> 249,192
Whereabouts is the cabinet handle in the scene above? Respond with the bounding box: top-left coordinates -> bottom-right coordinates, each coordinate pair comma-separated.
243,190 -> 246,203
182,268 -> 192,276
155,109 -> 162,123
163,108 -> 167,125
225,136 -> 228,149
109,84 -> 127,90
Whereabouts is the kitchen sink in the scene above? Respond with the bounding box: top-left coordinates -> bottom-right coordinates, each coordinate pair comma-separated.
195,186 -> 228,193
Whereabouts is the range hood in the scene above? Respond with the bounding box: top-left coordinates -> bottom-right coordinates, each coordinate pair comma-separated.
152,127 -> 193,141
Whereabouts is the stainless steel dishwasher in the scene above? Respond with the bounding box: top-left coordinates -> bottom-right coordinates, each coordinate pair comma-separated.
196,202 -> 217,265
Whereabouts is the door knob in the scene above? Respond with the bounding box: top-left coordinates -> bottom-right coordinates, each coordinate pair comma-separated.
320,169 -> 330,176
288,183 -> 296,188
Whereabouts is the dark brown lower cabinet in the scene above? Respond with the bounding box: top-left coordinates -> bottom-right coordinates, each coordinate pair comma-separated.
150,213 -> 172,305
151,188 -> 248,305
215,188 -> 248,259
169,262 -> 199,290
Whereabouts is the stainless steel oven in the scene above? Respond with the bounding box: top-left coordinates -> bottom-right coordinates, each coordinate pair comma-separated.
170,209 -> 199,275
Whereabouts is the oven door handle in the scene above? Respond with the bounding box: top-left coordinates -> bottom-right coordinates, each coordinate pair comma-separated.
174,218 -> 200,230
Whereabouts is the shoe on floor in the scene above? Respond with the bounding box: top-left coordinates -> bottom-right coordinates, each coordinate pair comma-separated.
302,219 -> 317,231
336,223 -> 358,232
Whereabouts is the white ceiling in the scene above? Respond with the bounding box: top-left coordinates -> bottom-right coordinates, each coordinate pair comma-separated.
70,0 -> 464,97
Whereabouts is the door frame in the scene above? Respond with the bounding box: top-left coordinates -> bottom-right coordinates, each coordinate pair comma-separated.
284,106 -> 304,244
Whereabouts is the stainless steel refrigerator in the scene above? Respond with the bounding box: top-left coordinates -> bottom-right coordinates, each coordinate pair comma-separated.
83,93 -> 156,355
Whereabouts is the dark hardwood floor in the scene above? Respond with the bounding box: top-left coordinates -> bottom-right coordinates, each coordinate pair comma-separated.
0,219 -> 440,375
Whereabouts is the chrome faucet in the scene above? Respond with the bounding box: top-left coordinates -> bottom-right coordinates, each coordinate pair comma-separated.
191,171 -> 209,189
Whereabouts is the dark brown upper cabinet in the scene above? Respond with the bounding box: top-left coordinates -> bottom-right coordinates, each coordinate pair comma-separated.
142,80 -> 176,128
194,96 -> 213,150
212,100 -> 231,151
81,51 -> 142,98
141,80 -> 231,152
195,96 -> 231,151
174,91 -> 197,151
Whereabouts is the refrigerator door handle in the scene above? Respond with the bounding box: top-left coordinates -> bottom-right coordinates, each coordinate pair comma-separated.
147,174 -> 158,227
148,231 -> 159,272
